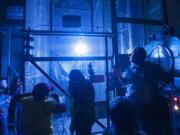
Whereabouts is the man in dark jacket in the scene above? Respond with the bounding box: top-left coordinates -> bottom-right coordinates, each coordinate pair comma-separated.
69,69 -> 95,135
124,47 -> 171,135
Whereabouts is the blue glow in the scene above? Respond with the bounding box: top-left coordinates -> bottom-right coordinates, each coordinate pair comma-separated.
74,39 -> 88,56
153,52 -> 165,58
152,47 -> 165,58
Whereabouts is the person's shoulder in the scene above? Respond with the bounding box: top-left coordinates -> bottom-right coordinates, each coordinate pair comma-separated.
45,97 -> 57,105
21,97 -> 33,102
145,61 -> 162,68
22,96 -> 33,100
20,96 -> 33,105
85,79 -> 91,84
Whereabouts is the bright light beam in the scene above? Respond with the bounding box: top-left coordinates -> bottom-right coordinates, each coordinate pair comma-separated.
74,40 -> 88,56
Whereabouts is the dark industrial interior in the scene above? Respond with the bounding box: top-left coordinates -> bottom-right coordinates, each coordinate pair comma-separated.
1,0 -> 180,135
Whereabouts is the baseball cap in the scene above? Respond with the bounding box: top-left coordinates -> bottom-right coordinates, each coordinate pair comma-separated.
33,82 -> 54,100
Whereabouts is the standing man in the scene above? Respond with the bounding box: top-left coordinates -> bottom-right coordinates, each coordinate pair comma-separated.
0,77 -> 11,135
124,47 -> 171,135
69,69 -> 95,135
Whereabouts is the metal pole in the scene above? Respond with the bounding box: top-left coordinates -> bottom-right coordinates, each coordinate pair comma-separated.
24,30 -> 113,37
22,0 -> 27,92
111,0 -> 118,64
90,0 -> 94,32
8,28 -> 11,66
105,36 -> 110,127
50,0 -> 53,31
7,28 -> 12,94
0,33 -> 1,77
25,56 -> 112,61
116,17 -> 168,26
95,119 -> 106,129
142,0 -> 147,46
162,0 -> 168,25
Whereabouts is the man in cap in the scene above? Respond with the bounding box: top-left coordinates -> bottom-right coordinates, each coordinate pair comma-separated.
19,82 -> 66,135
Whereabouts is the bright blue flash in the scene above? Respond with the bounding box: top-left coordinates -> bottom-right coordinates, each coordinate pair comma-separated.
74,40 -> 88,56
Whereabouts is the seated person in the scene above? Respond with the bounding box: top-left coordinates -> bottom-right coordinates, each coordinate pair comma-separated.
124,47 -> 171,135
0,77 -> 11,135
15,82 -> 66,135
103,96 -> 146,135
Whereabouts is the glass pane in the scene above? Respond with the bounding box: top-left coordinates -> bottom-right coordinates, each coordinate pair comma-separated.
144,0 -> 164,21
25,62 -> 49,92
26,0 -> 50,30
117,23 -> 145,53
116,0 -> 164,21
116,0 -> 144,19
117,23 -> 166,54
25,60 -> 112,101
52,0 -> 111,32
29,36 -> 112,57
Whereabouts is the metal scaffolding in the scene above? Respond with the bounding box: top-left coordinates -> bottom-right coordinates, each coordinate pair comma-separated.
23,0 -> 170,134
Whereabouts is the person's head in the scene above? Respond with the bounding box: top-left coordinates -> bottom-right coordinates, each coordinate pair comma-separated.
69,69 -> 85,83
32,82 -> 52,100
129,47 -> 146,65
0,77 -> 8,89
110,97 -> 137,130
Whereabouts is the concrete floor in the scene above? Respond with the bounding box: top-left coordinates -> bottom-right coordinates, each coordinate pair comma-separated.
53,116 -> 107,135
